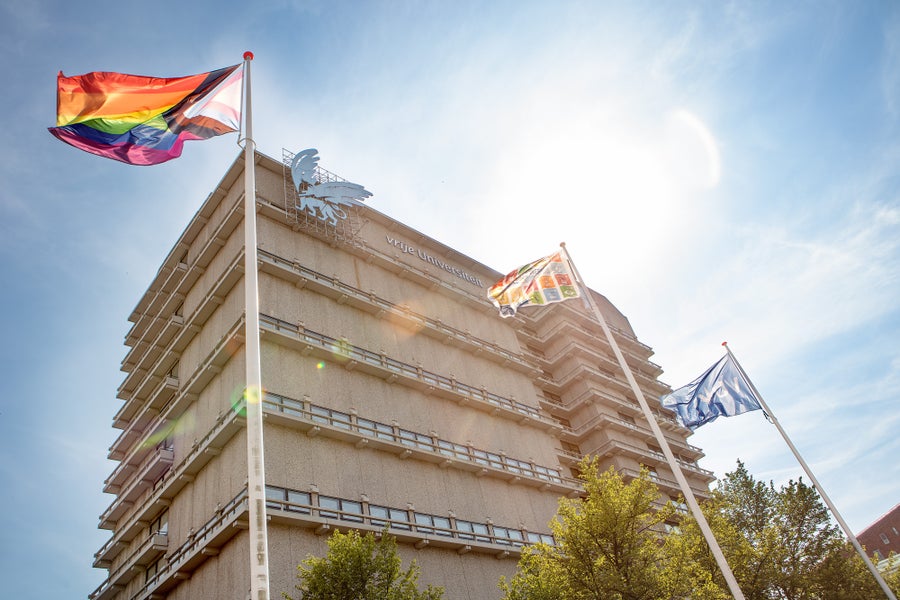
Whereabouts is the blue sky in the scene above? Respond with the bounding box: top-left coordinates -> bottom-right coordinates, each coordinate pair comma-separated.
2,1 -> 899,597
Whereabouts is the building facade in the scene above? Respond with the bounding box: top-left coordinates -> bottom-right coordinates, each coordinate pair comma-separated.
89,151 -> 715,600
859,503 -> 900,562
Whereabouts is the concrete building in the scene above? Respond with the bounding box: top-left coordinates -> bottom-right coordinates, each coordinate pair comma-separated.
89,150 -> 715,600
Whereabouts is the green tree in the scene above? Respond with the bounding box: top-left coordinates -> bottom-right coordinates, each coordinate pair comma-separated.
669,460 -> 899,600
500,456 -> 675,600
286,528 -> 444,600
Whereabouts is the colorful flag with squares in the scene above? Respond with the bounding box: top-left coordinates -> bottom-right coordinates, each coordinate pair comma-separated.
488,252 -> 580,318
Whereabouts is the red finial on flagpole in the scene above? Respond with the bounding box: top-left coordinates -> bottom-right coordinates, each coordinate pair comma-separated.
722,341 -> 728,347
243,51 -> 254,61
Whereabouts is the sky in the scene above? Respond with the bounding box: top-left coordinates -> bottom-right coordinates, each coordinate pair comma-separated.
1,1 -> 899,597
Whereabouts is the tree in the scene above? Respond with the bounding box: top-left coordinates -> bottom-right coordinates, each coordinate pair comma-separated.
669,460 -> 900,600
286,528 -> 444,600
499,456 -> 676,600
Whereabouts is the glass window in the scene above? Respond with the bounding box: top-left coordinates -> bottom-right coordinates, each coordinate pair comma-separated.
486,452 -> 503,469
432,516 -> 452,536
370,505 -> 411,530
341,500 -> 364,523
281,396 -> 304,417
357,417 -> 394,441
330,409 -> 351,430
265,486 -> 286,510
318,495 -> 340,518
493,526 -> 525,546
310,405 -> 331,425
456,520 -> 490,542
399,429 -> 432,450
881,533 -> 890,545
286,490 -> 311,514
414,513 -> 434,534
437,439 -> 468,460
150,509 -> 168,535
493,526 -> 512,545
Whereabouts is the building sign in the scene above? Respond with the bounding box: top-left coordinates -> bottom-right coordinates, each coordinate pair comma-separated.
385,236 -> 484,288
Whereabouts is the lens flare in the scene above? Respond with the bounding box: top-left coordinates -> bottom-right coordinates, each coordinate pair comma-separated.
141,412 -> 195,448
316,361 -> 326,370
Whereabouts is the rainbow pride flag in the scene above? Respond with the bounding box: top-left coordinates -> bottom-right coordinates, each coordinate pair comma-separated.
488,251 -> 581,317
49,64 -> 243,165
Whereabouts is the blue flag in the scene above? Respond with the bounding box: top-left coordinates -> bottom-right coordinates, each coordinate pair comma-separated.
660,354 -> 762,430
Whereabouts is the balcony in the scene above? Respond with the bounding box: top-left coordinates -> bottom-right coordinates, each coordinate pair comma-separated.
124,193 -> 244,351
559,412 -> 705,462
264,391 -> 580,494
117,249 -> 244,410
260,314 -> 561,432
99,445 -> 174,529
537,337 -> 668,396
95,405 -> 245,563
257,248 -> 538,376
90,533 -> 167,600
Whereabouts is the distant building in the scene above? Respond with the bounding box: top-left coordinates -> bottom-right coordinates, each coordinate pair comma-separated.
859,502 -> 900,562
88,150 -> 714,600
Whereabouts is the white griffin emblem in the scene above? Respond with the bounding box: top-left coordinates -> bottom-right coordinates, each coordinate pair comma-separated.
291,148 -> 372,225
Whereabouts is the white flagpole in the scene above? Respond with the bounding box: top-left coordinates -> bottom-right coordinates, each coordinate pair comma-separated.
559,243 -> 746,600
239,51 -> 271,600
723,343 -> 897,600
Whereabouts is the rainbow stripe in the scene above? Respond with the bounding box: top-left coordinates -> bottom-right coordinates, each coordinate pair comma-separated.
49,65 -> 242,165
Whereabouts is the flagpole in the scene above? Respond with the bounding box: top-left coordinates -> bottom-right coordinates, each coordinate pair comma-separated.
239,51 -> 271,600
559,243 -> 746,600
723,343 -> 896,600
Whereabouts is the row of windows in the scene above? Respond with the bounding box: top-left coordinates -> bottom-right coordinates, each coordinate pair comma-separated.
260,313 -> 545,422
265,485 -> 555,548
264,391 -> 566,484
257,248 -> 532,371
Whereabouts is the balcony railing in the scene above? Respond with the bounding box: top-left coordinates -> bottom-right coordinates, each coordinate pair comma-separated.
260,314 -> 560,430
264,391 -> 578,490
258,248 -> 537,375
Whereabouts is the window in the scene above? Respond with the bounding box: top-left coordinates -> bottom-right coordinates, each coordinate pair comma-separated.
493,526 -> 525,546
472,450 -> 503,470
265,486 -> 286,510
369,505 -> 411,530
279,395 -> 304,417
150,510 -> 168,536
286,490 -> 311,514
356,417 -> 394,441
526,532 -> 555,545
533,465 -> 562,483
881,533 -> 891,545
399,429 -> 433,451
318,495 -> 363,522
145,557 -> 165,584
414,513 -> 452,536
310,405 -> 351,430
436,439 -> 468,460
456,520 -> 490,542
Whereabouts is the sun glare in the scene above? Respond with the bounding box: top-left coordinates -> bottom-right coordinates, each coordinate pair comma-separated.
665,108 -> 721,189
